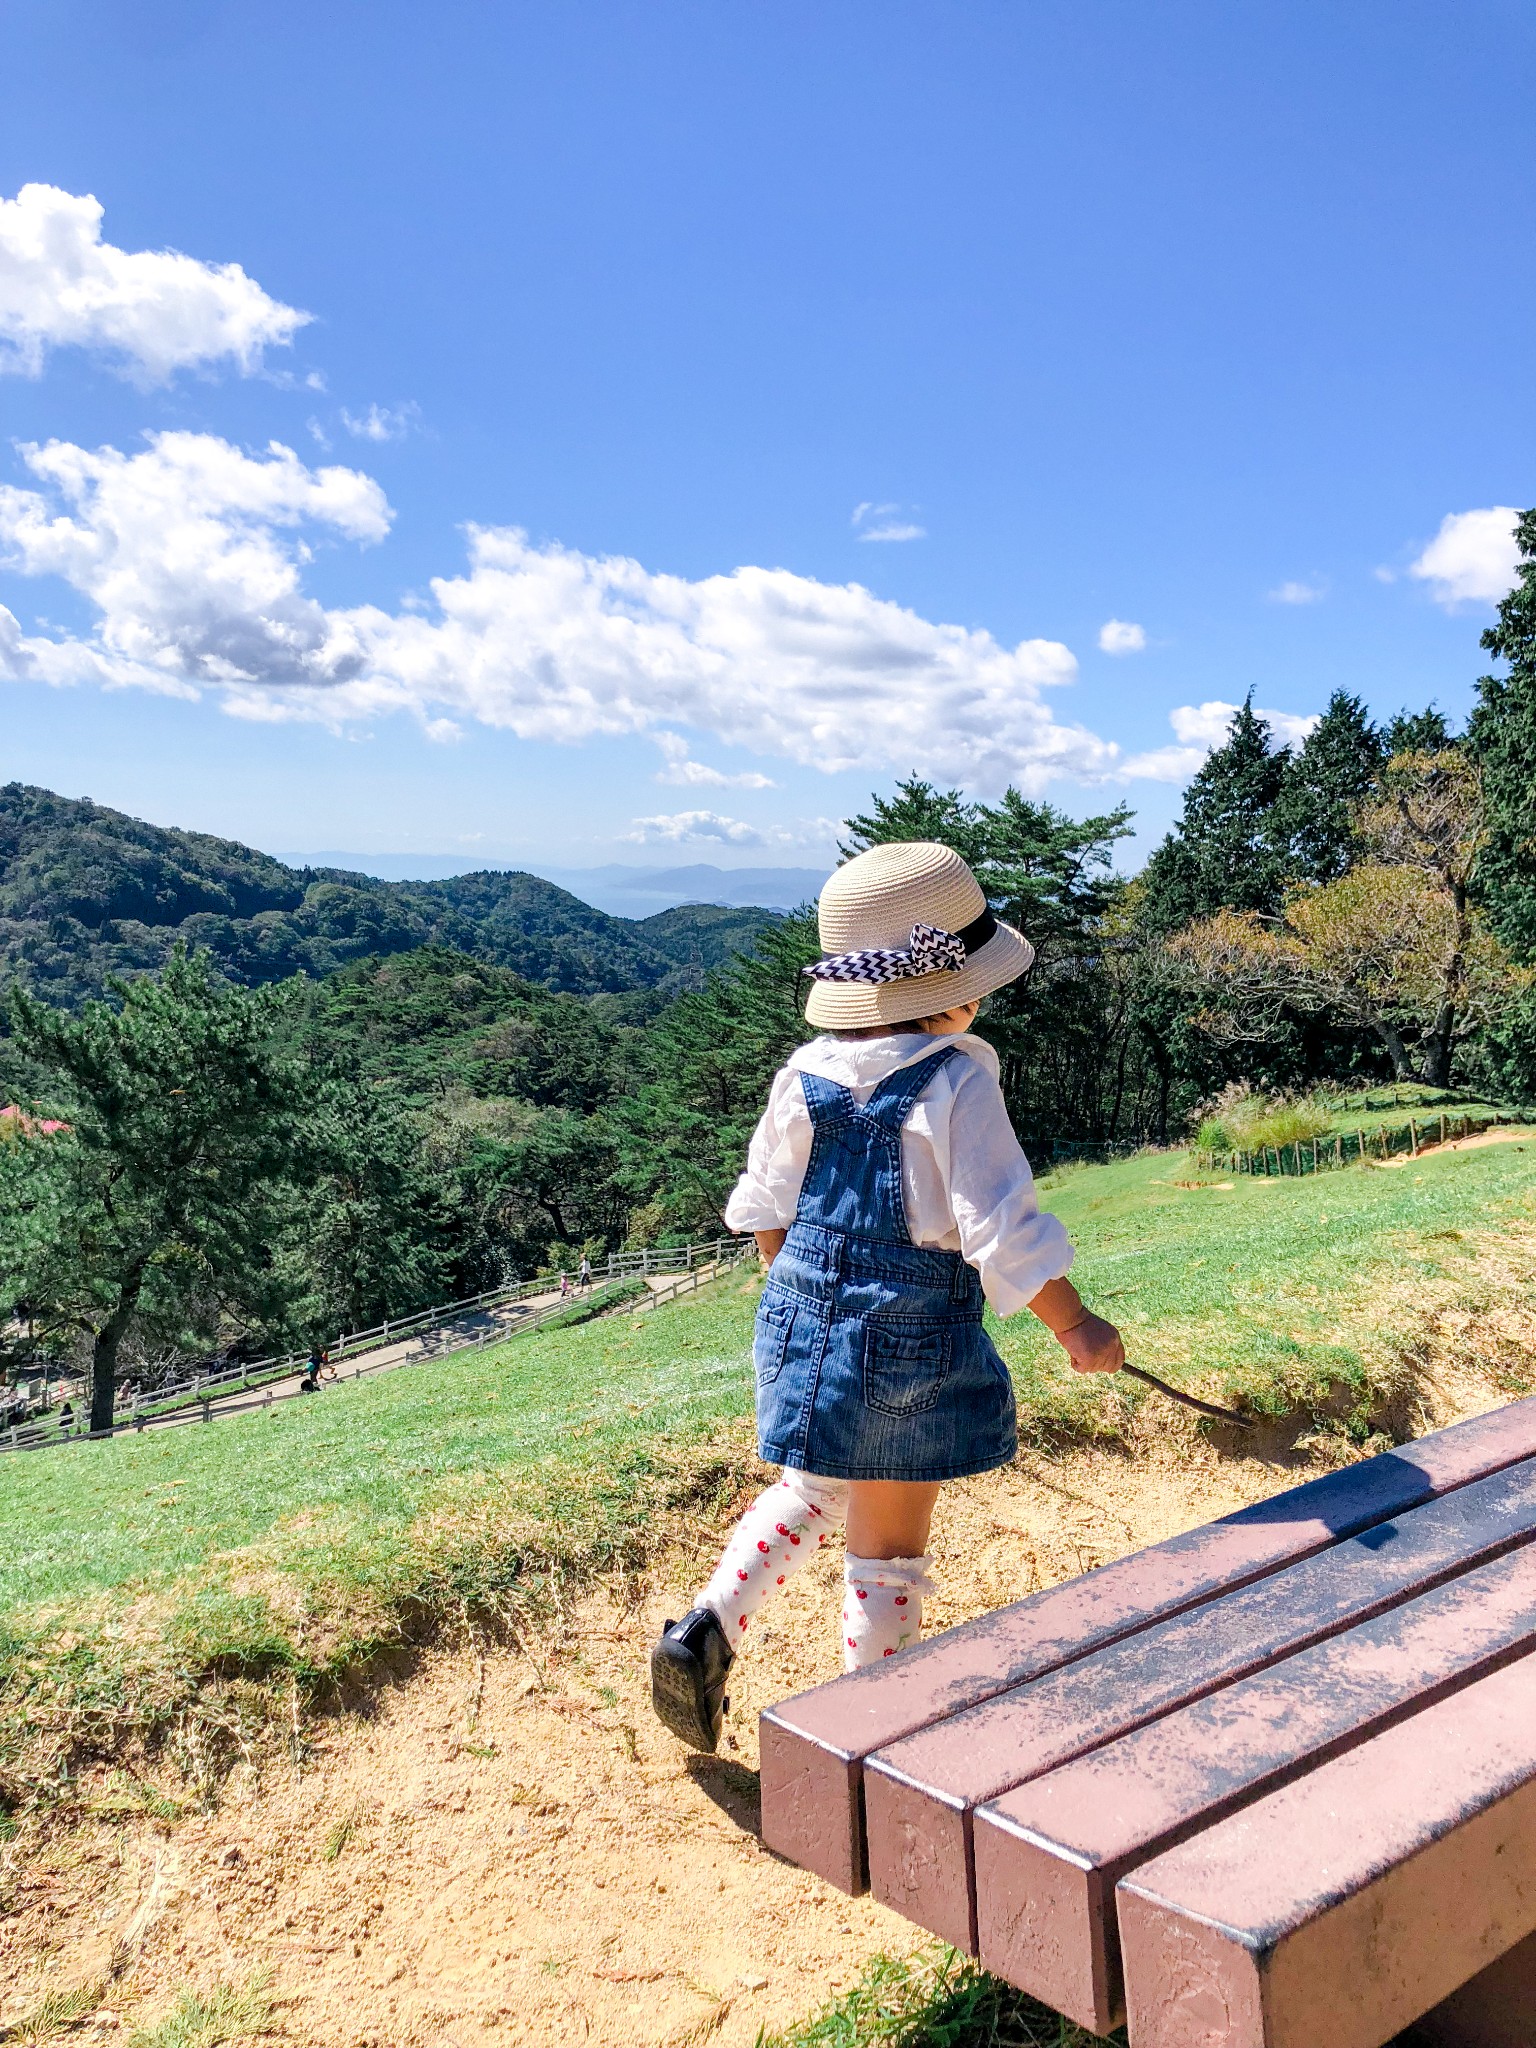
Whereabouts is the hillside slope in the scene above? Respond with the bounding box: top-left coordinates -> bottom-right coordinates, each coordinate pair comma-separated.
0,783 -> 775,1004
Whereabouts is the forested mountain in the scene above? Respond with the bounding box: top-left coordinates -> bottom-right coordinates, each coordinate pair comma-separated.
0,784 -> 777,1004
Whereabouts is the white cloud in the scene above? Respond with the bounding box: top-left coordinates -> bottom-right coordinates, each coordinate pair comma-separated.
625,810 -> 840,850
625,810 -> 768,846
340,401 -> 420,443
1268,579 -> 1325,605
1121,699 -> 1321,781
1409,507 -> 1521,608
1097,618 -> 1146,655
0,432 -> 390,692
0,183 -> 310,383
0,431 -> 1132,793
852,500 -> 925,543
652,732 -> 776,789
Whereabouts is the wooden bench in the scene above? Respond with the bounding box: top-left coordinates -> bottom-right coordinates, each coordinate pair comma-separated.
759,1398 -> 1536,2046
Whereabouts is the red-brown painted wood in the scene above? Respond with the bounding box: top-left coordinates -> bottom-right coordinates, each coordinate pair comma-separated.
972,1548 -> 1536,2031
864,1458 -> 1536,1952
758,1398 -> 1536,1893
1116,1656 -> 1536,2048
1400,1928 -> 1536,2046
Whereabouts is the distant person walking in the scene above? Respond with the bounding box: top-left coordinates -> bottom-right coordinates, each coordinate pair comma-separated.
559,1272 -> 571,1299
578,1255 -> 593,1292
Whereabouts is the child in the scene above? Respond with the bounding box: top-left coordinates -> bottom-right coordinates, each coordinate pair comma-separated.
650,841 -> 1125,1752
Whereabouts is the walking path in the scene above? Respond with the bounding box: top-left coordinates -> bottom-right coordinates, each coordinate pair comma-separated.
142,1282 -> 575,1431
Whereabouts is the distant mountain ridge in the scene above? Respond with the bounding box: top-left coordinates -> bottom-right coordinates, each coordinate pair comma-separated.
0,784 -> 780,1006
279,854 -> 832,915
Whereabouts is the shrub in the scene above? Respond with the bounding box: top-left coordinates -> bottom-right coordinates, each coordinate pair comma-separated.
1194,1082 -> 1335,1157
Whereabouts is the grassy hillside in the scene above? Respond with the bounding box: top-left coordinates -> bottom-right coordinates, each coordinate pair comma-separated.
4,1132 -> 1535,1813
0,782 -> 774,1007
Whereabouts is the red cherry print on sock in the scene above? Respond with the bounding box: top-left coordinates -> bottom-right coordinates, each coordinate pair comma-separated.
738,1616 -> 748,1629
847,1637 -> 857,1648
883,1647 -> 894,1656
789,1534 -> 801,1545
775,1523 -> 789,1536
855,1588 -> 868,1600
757,1540 -> 770,1553
736,1569 -> 749,1581
894,1596 -> 908,1606
776,1575 -> 785,1585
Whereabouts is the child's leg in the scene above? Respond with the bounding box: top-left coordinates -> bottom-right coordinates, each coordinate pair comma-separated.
696,1468 -> 850,1645
843,1480 -> 941,1670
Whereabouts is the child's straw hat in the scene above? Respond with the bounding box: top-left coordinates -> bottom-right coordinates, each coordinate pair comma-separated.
803,841 -> 1034,1030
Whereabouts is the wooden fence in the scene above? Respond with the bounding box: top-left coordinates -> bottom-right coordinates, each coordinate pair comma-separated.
1221,1109 -> 1527,1179
1,1235 -> 752,1455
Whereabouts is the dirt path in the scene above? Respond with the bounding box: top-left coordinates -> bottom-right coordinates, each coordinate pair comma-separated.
2,1375 -> 1516,2048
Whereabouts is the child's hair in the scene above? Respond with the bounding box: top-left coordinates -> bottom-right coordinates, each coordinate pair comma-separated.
832,1018 -> 942,1041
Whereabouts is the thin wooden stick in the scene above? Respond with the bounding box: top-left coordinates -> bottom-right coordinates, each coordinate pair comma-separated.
1120,1362 -> 1255,1428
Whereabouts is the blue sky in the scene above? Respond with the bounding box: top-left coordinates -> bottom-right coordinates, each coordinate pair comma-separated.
1,0 -> 1531,874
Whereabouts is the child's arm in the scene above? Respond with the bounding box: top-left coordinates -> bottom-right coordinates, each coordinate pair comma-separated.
1028,1275 -> 1125,1375
755,1229 -> 787,1267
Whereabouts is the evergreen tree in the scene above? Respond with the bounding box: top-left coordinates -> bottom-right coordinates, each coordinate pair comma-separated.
1139,699 -> 1291,929
1467,507 -> 1536,958
2,947 -> 302,1431
841,778 -> 988,865
1272,691 -> 1384,883
1385,706 -> 1456,756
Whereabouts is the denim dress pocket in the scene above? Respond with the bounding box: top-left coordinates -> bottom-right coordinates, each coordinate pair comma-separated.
862,1319 -> 951,1417
754,1293 -> 796,1388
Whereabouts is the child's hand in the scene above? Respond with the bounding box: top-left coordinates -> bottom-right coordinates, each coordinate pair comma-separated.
1056,1313 -> 1125,1376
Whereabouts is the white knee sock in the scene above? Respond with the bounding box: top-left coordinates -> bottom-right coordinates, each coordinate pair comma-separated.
842,1553 -> 935,1669
697,1470 -> 849,1645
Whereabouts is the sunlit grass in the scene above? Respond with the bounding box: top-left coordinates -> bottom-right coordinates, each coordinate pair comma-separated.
755,1944 -> 1118,2047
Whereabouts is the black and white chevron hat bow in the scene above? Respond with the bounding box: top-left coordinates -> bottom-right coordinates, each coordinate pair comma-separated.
803,909 -> 997,984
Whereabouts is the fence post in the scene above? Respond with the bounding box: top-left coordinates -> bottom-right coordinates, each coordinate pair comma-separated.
1410,1117 -> 1418,1156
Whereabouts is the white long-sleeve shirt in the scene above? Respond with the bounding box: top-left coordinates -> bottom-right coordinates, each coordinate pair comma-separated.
723,1032 -> 1073,1318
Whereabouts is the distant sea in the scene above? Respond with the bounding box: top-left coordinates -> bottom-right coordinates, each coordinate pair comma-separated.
275,855 -> 832,917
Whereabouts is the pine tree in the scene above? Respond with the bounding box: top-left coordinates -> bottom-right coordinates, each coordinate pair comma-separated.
1467,507 -> 1536,958
2,947 -> 302,1431
1139,699 -> 1291,929
840,778 -> 988,864
1273,691 -> 1385,883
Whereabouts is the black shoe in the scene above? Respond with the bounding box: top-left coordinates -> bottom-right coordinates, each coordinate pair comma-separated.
650,1607 -> 734,1752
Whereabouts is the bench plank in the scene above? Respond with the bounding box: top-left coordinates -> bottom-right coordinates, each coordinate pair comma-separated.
864,1457 -> 1536,1951
1116,1656 -> 1536,2048
759,1397 -> 1536,1893
972,1547 -> 1536,2031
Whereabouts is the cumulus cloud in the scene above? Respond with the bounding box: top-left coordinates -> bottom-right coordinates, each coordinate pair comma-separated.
0,183 -> 310,383
652,732 -> 775,789
1409,508 -> 1522,608
0,432 -> 390,693
1121,699 -> 1320,781
1268,579 -> 1325,605
625,810 -> 839,850
0,431 -> 1130,792
341,401 -> 420,443
853,500 -> 925,543
1097,619 -> 1147,655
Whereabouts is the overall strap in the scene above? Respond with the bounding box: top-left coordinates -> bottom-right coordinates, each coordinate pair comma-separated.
797,1068 -> 857,1128
861,1043 -> 967,1134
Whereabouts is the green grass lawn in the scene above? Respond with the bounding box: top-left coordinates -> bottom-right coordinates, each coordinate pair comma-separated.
4,1135 -> 1536,1812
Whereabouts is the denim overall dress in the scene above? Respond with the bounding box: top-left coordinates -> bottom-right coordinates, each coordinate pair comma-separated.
754,1044 -> 1018,1482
